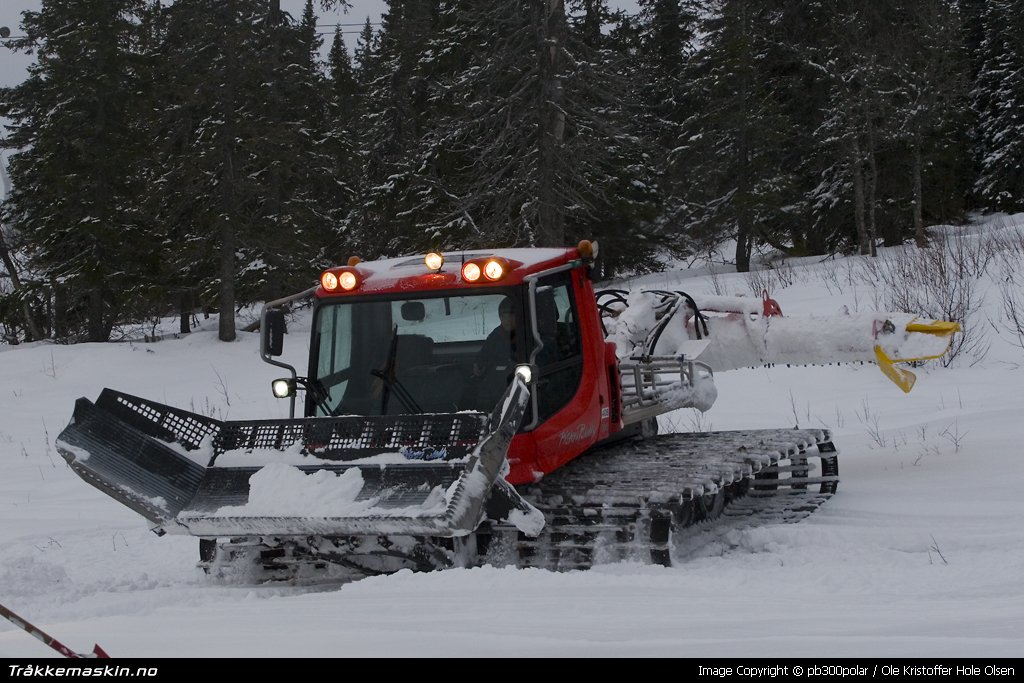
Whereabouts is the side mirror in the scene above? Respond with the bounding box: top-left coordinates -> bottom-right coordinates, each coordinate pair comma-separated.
264,310 -> 286,357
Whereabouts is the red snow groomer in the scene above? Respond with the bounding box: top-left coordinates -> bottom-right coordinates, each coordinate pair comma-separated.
57,243 -> 958,577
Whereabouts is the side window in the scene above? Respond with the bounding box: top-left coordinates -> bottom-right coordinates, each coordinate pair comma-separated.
535,278 -> 581,366
551,284 -> 580,360
314,304 -> 353,415
534,272 -> 583,421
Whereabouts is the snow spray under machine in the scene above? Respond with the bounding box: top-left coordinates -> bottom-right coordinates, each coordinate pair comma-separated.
56,243 -> 959,577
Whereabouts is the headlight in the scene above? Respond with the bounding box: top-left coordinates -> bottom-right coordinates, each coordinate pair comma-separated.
462,262 -> 481,282
514,364 -> 533,384
271,378 -> 295,398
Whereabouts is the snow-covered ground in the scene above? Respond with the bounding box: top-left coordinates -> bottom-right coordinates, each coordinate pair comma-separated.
2,216 -> 1024,658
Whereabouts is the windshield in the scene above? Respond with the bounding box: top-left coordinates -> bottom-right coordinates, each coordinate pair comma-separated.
309,289 -> 525,416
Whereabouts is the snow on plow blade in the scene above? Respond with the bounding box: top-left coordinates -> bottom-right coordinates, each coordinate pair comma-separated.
55,377 -> 536,538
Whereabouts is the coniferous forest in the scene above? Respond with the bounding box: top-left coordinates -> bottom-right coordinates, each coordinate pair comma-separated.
0,0 -> 1021,343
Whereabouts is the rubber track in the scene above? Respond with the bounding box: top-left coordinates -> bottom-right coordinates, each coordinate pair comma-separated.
480,428 -> 838,570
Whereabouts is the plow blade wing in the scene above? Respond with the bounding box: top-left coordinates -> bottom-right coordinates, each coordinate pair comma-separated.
56,378 -> 534,538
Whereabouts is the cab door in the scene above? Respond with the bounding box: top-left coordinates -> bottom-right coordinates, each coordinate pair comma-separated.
525,268 -> 603,475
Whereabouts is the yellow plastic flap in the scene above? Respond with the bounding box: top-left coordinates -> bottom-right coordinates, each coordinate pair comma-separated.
905,320 -> 960,336
882,319 -> 961,364
874,345 -> 917,393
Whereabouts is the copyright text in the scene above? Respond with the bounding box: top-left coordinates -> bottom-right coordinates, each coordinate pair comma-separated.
696,664 -> 1015,679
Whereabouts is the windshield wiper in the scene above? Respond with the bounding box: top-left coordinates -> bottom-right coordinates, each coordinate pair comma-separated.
370,325 -> 423,415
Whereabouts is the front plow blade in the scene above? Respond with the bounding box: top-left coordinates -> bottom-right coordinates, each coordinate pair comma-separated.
56,378 -> 533,538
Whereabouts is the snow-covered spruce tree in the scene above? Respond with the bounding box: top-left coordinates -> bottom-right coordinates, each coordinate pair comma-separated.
243,0 -> 342,303
618,0 -> 700,269
322,25 -> 361,260
958,0 -> 987,90
889,0 -> 969,246
349,0 -> 439,259
805,2 -> 913,256
261,0 -> 348,294
759,1 -> 842,257
564,0 -> 667,275
366,0 -> 664,273
632,0 -> 697,169
0,220 -> 45,343
675,0 -> 798,272
133,1 -> 208,336
146,0 -> 337,341
352,16 -> 380,87
812,1 -> 969,251
327,25 -> 359,144
701,0 -> 870,260
972,0 -> 1024,213
0,152 -> 46,342
0,0 -> 157,342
